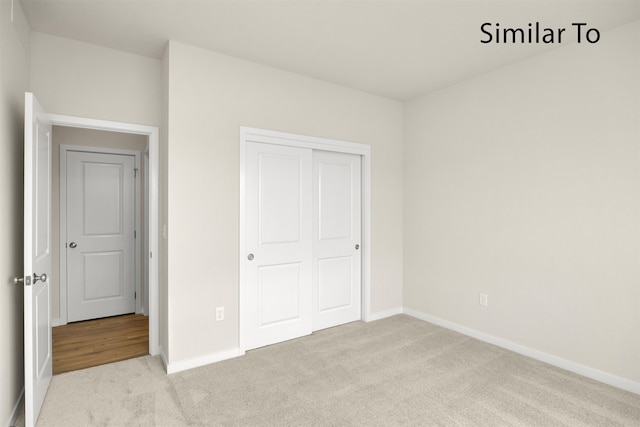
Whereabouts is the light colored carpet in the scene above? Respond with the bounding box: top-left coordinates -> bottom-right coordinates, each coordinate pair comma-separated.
21,315 -> 640,426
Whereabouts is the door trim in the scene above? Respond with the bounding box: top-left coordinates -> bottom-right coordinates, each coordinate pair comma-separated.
40,112 -> 160,356
59,146 -> 142,323
239,126 -> 372,352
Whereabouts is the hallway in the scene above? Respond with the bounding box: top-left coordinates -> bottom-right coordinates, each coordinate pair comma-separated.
53,314 -> 149,375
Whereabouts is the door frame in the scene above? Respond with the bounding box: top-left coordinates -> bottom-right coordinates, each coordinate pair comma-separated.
59,145 -> 142,323
239,126 -> 372,352
41,112 -> 160,356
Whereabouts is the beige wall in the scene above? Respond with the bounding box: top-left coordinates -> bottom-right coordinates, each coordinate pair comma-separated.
0,0 -> 30,424
50,126 -> 148,322
404,21 -> 640,384
30,32 -> 161,127
165,41 -> 404,365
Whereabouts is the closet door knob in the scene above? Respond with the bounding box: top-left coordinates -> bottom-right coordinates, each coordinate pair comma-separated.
247,254 -> 254,261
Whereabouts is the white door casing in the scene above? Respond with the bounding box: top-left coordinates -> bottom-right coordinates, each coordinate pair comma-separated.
312,151 -> 362,331
144,149 -> 150,315
65,151 -> 136,322
244,142 -> 313,350
24,92 -> 53,427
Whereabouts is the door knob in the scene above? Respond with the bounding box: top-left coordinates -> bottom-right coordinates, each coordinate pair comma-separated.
14,276 -> 32,286
247,254 -> 254,261
33,273 -> 47,284
69,242 -> 77,248
355,244 -> 360,250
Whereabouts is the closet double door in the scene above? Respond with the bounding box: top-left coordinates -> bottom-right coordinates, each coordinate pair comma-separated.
245,142 -> 361,350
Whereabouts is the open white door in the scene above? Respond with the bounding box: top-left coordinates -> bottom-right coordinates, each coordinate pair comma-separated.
23,92 -> 53,427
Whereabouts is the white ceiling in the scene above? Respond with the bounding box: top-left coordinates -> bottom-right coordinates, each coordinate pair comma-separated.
20,0 -> 640,100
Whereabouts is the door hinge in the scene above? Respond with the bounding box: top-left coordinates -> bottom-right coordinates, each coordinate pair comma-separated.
134,168 -> 139,177
134,230 -> 137,239
135,291 -> 137,299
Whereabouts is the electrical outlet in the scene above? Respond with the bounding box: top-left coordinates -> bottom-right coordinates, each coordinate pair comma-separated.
479,293 -> 488,307
216,307 -> 224,321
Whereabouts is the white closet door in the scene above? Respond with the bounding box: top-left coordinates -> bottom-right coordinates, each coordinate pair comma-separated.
244,142 -> 313,350
312,151 -> 361,331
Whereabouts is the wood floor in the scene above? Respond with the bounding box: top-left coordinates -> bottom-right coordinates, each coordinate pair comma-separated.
52,314 -> 149,375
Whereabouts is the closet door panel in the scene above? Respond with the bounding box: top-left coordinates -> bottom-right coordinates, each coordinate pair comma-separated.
244,142 -> 313,350
312,151 -> 362,331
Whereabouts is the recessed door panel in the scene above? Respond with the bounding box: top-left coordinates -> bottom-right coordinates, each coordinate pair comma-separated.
35,284 -> 50,377
259,263 -> 301,326
318,256 -> 353,312
83,251 -> 124,300
318,162 -> 353,240
83,162 -> 123,236
35,133 -> 51,260
259,153 -> 302,245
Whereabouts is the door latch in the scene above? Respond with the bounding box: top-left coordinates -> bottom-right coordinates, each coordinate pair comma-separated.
13,275 -> 32,286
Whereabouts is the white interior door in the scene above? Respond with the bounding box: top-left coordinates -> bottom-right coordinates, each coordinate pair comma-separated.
66,151 -> 136,322
244,142 -> 313,350
23,92 -> 53,427
312,151 -> 361,331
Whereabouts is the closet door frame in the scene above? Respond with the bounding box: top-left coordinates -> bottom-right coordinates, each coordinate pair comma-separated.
239,126 -> 371,352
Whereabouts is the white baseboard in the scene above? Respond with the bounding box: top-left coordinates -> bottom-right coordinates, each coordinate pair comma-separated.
365,307 -> 404,322
6,388 -> 24,427
51,317 -> 65,327
159,346 -> 169,372
165,348 -> 245,375
404,308 -> 640,395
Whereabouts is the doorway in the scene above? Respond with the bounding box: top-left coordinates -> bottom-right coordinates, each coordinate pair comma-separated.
43,112 -> 160,355
55,128 -> 146,324
23,93 -> 160,426
52,313 -> 148,374
239,126 -> 372,352
52,127 -> 151,371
